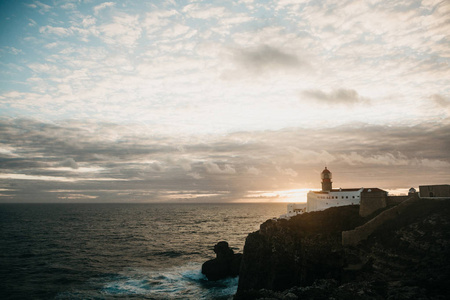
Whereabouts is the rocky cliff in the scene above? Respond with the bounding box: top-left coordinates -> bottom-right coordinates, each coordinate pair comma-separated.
235,199 -> 450,299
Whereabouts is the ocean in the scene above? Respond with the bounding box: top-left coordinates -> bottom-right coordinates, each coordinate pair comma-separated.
0,203 -> 287,299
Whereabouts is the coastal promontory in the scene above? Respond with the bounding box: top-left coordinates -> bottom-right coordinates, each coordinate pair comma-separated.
235,198 -> 450,299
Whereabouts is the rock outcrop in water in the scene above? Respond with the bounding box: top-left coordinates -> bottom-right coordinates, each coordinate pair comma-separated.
202,241 -> 242,281
235,198 -> 450,299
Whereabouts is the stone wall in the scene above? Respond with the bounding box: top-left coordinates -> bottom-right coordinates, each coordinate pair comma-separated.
343,194 -> 420,246
419,185 -> 450,198
387,195 -> 409,206
359,190 -> 387,217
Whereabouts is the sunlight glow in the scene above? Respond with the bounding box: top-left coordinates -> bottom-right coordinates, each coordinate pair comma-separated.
241,189 -> 311,203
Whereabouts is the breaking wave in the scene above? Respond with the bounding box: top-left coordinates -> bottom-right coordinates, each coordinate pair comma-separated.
103,263 -> 238,299
57,263 -> 238,299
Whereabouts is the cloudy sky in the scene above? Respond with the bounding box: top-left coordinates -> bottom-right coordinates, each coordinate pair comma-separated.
0,0 -> 449,203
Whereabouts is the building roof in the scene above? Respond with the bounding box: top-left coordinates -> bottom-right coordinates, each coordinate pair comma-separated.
361,188 -> 387,193
311,187 -> 386,194
332,188 -> 362,192
312,188 -> 361,194
321,167 -> 331,174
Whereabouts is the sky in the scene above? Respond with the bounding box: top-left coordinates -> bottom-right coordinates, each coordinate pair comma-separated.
0,0 -> 449,203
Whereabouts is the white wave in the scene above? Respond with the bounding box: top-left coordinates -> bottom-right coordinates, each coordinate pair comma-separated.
102,263 -> 238,299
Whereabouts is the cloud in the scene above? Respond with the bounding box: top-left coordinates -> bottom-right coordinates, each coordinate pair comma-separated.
4,47 -> 24,55
232,45 -> 304,73
339,152 -> 409,166
0,118 -> 449,203
94,2 -> 115,15
82,16 -> 96,27
60,3 -> 76,10
187,172 -> 203,179
26,1 -> 52,14
0,174 -> 75,182
150,162 -> 164,172
161,23 -> 192,38
301,89 -> 370,105
177,159 -> 192,171
204,162 -> 236,174
59,158 -> 79,169
286,148 -> 336,165
277,167 -> 298,177
98,14 -> 142,47
183,3 -> 227,19
27,18 -> 37,27
431,94 -> 450,107
58,193 -> 98,200
143,10 -> 178,32
247,166 -> 261,175
39,25 -> 72,37
276,0 -> 310,9
3,0 -> 448,137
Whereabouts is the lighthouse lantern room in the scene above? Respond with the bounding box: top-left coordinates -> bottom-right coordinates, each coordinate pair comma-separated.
321,167 -> 332,192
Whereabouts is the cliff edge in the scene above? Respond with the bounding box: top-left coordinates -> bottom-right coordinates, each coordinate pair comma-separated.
235,199 -> 450,299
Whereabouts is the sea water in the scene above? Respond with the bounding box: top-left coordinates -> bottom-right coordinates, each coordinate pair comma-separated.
0,203 -> 286,299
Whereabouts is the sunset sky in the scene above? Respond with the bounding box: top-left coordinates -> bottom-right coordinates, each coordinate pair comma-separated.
1,0 -> 449,203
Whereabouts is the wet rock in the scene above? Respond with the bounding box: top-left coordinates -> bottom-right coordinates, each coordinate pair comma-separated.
202,241 -> 243,281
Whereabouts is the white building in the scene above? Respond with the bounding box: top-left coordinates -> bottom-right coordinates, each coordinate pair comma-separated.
306,187 -> 363,212
282,167 -> 368,218
282,203 -> 307,218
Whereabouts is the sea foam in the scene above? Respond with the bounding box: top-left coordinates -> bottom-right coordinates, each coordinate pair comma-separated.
102,263 -> 238,299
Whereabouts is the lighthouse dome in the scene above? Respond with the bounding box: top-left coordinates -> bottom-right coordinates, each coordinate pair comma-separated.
321,167 -> 332,179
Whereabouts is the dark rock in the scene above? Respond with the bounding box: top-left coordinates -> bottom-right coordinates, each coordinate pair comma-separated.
235,200 -> 450,300
236,205 -> 364,298
202,241 -> 243,281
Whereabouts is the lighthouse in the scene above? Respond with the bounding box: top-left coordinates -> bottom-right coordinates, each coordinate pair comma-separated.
321,167 -> 332,192
307,166 -> 365,212
281,166 -> 389,217
282,166 -> 388,217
